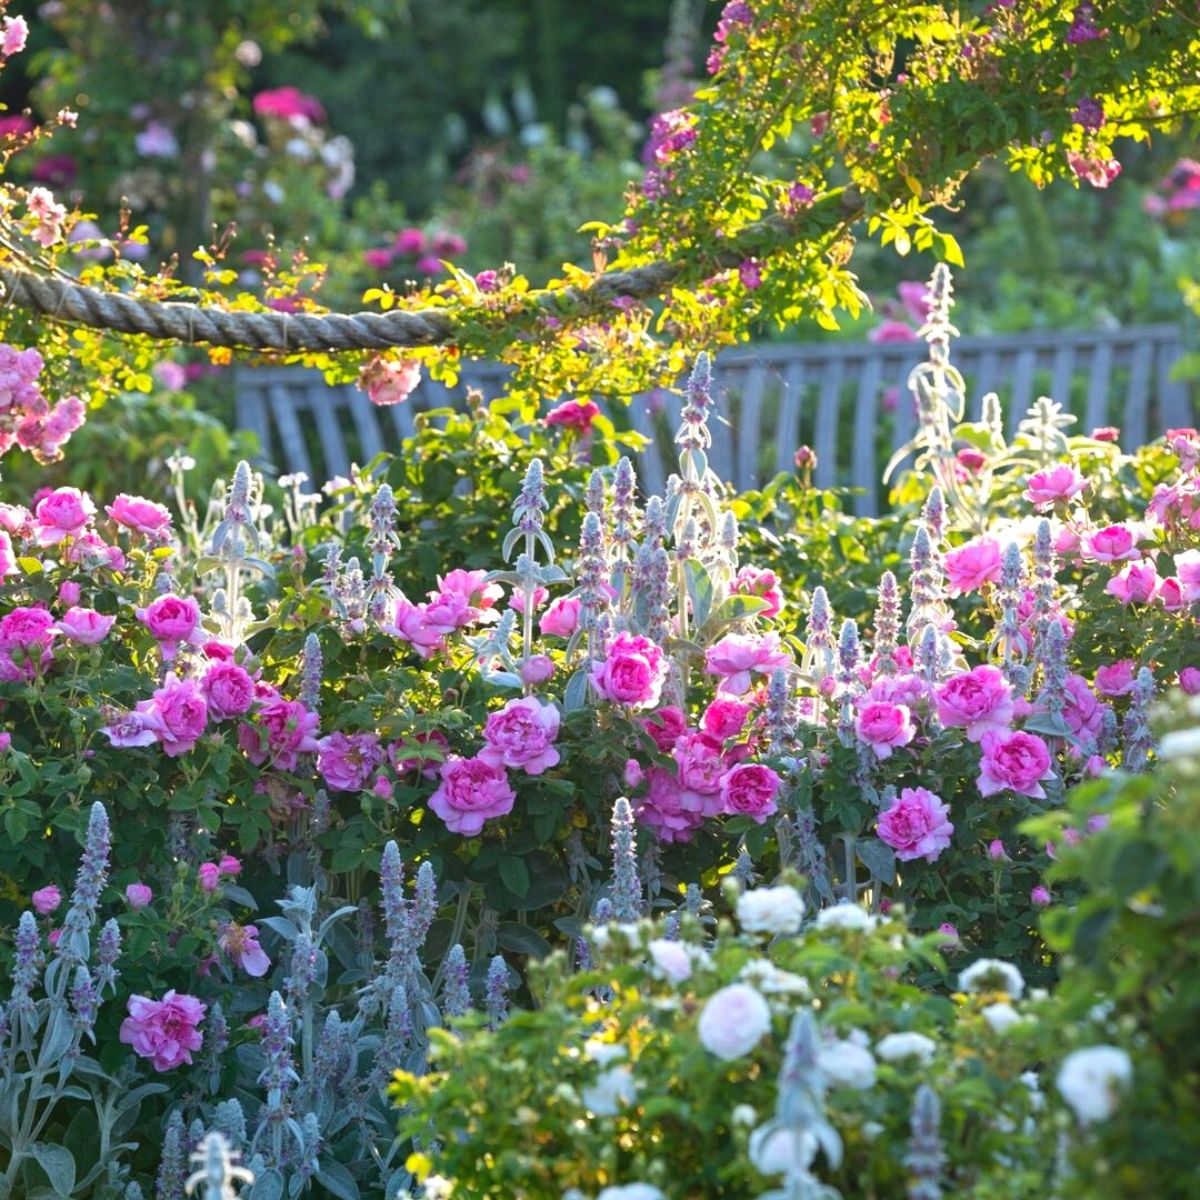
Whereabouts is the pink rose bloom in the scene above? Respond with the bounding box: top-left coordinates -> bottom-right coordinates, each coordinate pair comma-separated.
0,605 -> 56,682
540,596 -> 581,638
58,581 -> 81,606
1179,667 -> 1200,696
201,661 -> 256,720
66,532 -> 125,572
428,755 -> 516,836
673,732 -> 727,804
957,447 -> 987,471
978,729 -> 1053,799
1030,885 -> 1051,908
119,991 -> 206,1071
100,708 -> 160,748
1082,524 -> 1142,563
635,766 -> 706,843
704,632 -> 791,695
317,731 -> 384,792
732,566 -> 785,619
1094,660 -> 1136,697
106,494 -> 173,540
863,672 -> 930,711
137,674 -> 207,757
623,758 -> 644,789
855,701 -> 915,759
935,666 -> 1015,742
219,923 -> 271,977
702,698 -> 752,741
720,763 -> 780,823
1024,466 -> 1088,510
1063,674 -> 1107,743
136,594 -> 201,660
393,227 -> 426,256
520,655 -> 555,685
420,589 -> 475,634
641,706 -> 688,752
219,855 -> 241,877
869,319 -> 917,344
33,487 -> 96,545
509,586 -> 549,614
359,357 -> 421,406
988,839 -> 1007,862
898,280 -> 933,324
253,86 -> 325,124
238,698 -> 320,771
126,883 -> 153,909
591,632 -> 668,708
1105,560 -> 1159,604
53,606 -> 115,645
0,503 -> 32,537
198,862 -> 221,892
479,696 -> 561,775
1158,576 -> 1187,612
0,530 -> 16,578
387,598 -> 446,658
944,537 -> 1003,595
437,568 -> 503,618
1055,526 -> 1082,559
544,400 -> 601,431
876,787 -> 953,862
1174,549 -> 1200,603
32,885 -> 61,915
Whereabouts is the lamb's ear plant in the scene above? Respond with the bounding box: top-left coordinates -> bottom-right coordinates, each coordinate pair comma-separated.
0,803 -> 165,1200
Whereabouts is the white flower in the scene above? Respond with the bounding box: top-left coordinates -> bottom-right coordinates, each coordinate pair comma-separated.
749,1124 -> 817,1175
1021,1070 -> 1046,1112
861,1121 -> 884,1141
815,902 -> 877,931
597,1187 -> 664,1200
958,958 -> 1025,999
737,885 -> 806,936
981,1002 -> 1023,1033
739,959 -> 810,995
424,1178 -> 453,1200
875,1032 -> 937,1064
818,1039 -> 876,1089
1159,726 -> 1200,760
1056,1045 -> 1132,1124
581,1065 -> 637,1116
589,922 -> 641,950
697,984 -> 772,1060
647,938 -> 709,983
732,1103 -> 758,1127
583,1039 -> 627,1066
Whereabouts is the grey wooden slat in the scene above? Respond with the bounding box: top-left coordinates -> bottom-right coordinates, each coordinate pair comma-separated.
852,355 -> 882,516
891,360 -> 916,453
706,371 -> 737,484
1005,349 -> 1037,437
235,380 -> 273,462
1156,336 -> 1192,430
974,349 -> 1001,404
735,365 -> 767,491
772,361 -> 805,476
630,393 -> 666,498
1050,343 -> 1075,411
347,391 -> 386,462
310,387 -> 351,481
268,385 -> 314,482
1084,341 -> 1114,432
1122,340 -> 1153,448
387,393 -> 419,442
813,357 -> 844,490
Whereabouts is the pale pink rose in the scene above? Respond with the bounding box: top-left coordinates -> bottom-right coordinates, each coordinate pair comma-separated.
1179,667 -> 1200,695
1030,885 -> 1052,907
100,708 -> 160,748
934,666 -> 1014,742
317,731 -> 383,792
1158,576 -> 1187,612
635,766 -> 706,843
437,568 -> 503,619
944,537 -> 1003,594
988,839 -> 1006,861
0,503 -> 32,537
1063,674 -> 1107,743
1025,466 -> 1088,510
198,862 -> 221,892
509,586 -> 549,614
1094,660 -> 1136,697
428,755 -> 516,835
52,606 -> 114,645
732,566 -> 785,619
591,632 -> 668,708
387,598 -> 447,658
0,530 -> 16,578
219,923 -> 271,977
1105,560 -> 1159,604
0,605 -> 56,682
137,674 -> 208,757
119,991 -> 206,1071
106,494 -> 173,539
238,699 -> 320,771
1082,524 -> 1142,563
623,758 -> 644,789
978,729 -> 1053,799
479,696 -> 561,775
32,885 -> 61,915
1055,526 -> 1082,558
201,661 -> 256,720
863,672 -> 930,711
854,702 -> 915,759
641,706 -> 688,752
877,786 -> 953,862
702,698 -> 752,741
136,594 -> 201,660
539,596 -> 581,637
420,589 -> 475,634
358,355 -> 421,406
58,581 -> 81,606
704,632 -> 792,695
1174,549 -> 1200,603
126,883 -> 153,909
673,732 -> 727,805
520,654 -> 555,685
720,763 -> 780,823
32,487 -> 95,545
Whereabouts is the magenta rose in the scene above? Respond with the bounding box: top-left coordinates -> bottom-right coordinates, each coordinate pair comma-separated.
33,487 -> 95,545
238,698 -> 320,771
934,666 -> 1014,742
704,632 -> 792,695
201,661 -> 256,720
106,493 -> 173,539
32,885 -> 61,915
673,732 -> 727,807
136,594 -> 201,660
702,697 -> 752,741
591,632 -> 668,709
877,787 -> 954,862
854,701 -> 915,760
539,595 -> 581,637
137,674 -> 208,757
479,696 -> 561,775
635,766 -> 705,844
428,755 -> 516,836
544,399 -> 600,431
317,731 -> 384,792
119,991 -> 206,1072
1180,667 -> 1200,696
0,605 -> 56,682
0,530 -> 15,579
719,763 -> 780,823
1094,660 -> 1136,697
1082,524 -> 1142,563
978,729 -> 1053,799
1062,674 -> 1107,743
641,706 -> 688,752
126,883 -> 153,909
519,655 -> 555,685
387,598 -> 446,658
437,568 -> 503,618
1105,561 -> 1159,604
1158,576 -> 1186,612
53,606 -> 115,645
943,537 -> 1003,595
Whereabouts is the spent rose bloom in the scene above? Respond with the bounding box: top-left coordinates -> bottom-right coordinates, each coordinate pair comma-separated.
719,763 -> 780,823
53,606 -> 115,645
935,666 -> 1015,742
978,729 -> 1053,799
877,787 -> 954,862
539,595 -> 581,637
317,731 -> 383,792
201,661 -> 256,720
119,991 -> 206,1071
1082,524 -> 1142,563
1063,674 -> 1107,743
136,594 -> 201,661
106,494 -> 173,539
479,696 -> 561,775
697,984 -> 771,1060
429,755 -> 516,835
1174,549 -> 1200,603
32,885 -> 61,915
238,698 -> 320,771
1105,560 -> 1159,604
944,537 -> 1003,594
99,708 -> 159,749
136,674 -> 207,757
126,883 -> 153,909
591,632 -> 668,709
704,632 -> 791,695
219,922 -> 271,977
32,487 -> 95,545
1024,465 -> 1088,509
855,701 -> 915,759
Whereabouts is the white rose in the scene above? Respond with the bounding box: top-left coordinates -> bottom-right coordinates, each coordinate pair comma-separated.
1159,726 -> 1200,759
731,1103 -> 757,1127
981,1002 -> 1023,1033
815,902 -> 877,931
958,958 -> 1025,999
582,1065 -> 637,1116
583,1039 -> 627,1066
748,1123 -> 817,1175
739,958 -> 810,995
597,1188 -> 664,1200
424,1178 -> 453,1200
1056,1045 -> 1132,1124
647,938 -> 709,983
875,1032 -> 937,1064
697,984 -> 772,1060
737,885 -> 806,936
818,1040 -> 877,1089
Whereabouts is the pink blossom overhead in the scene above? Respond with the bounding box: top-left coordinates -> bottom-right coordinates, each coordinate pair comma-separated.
544,400 -> 601,431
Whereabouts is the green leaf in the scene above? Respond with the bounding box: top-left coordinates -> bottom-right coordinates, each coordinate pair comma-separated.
856,838 -> 896,886
499,856 -> 531,899
684,558 -> 714,627
1111,840 -> 1165,900
497,921 -> 553,958
315,1161 -> 361,1200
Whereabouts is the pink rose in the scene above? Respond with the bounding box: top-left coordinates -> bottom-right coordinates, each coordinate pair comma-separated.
623,758 -> 644,789
32,885 -> 61,915
387,598 -> 447,658
136,594 -> 201,660
540,596 -> 581,638
1024,466 -> 1088,510
137,674 -> 208,757
704,632 -> 791,695
1055,526 -> 1082,559
317,731 -> 384,792
126,883 -> 153,909
1105,560 -> 1159,604
519,655 -> 556,685
544,400 -> 600,431
479,696 -> 561,775
218,855 -> 242,877
732,566 -> 785,619
58,581 -> 81,606
238,698 -> 319,771
877,787 -> 953,862
201,661 -> 256,720
702,698 -> 752,741
0,605 -> 56,682
388,730 -> 450,778
854,701 -> 915,759
100,708 -> 160,748
1180,667 -> 1200,696
720,763 -> 780,823
119,991 -> 206,1071
1174,549 -> 1200,603
0,531 -> 16,578
935,666 -> 1015,742
957,447 -> 987,471
198,862 -> 221,892
978,729 -> 1053,799
672,732 -> 727,804
509,586 -> 549,614
1094,660 -> 1136,697
863,672 -> 930,711
1082,524 -> 1142,563
437,568 -> 503,619
1158,576 -> 1187,612
33,487 -> 95,545
591,632 -> 668,709
106,494 -> 173,539
428,755 -> 516,836
1063,674 -> 1107,743
641,706 -> 687,752
53,606 -> 115,645
1030,885 -> 1052,908
635,766 -> 706,843
944,537 -> 1003,595
219,922 -> 271,977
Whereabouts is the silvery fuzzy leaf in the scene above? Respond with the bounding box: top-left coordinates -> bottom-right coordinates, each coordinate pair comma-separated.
115,1081 -> 169,1113
221,884 -> 259,911
316,906 -> 358,946
248,1168 -> 285,1200
386,1167 -> 412,1199
501,528 -> 522,561
563,668 -> 591,712
855,838 -> 896,887
539,564 -> 569,584
533,530 -> 555,563
66,1056 -> 116,1084
31,1143 -> 75,1199
260,917 -> 299,941
325,1107 -> 353,1136
39,1008 -> 74,1065
483,671 -> 523,690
